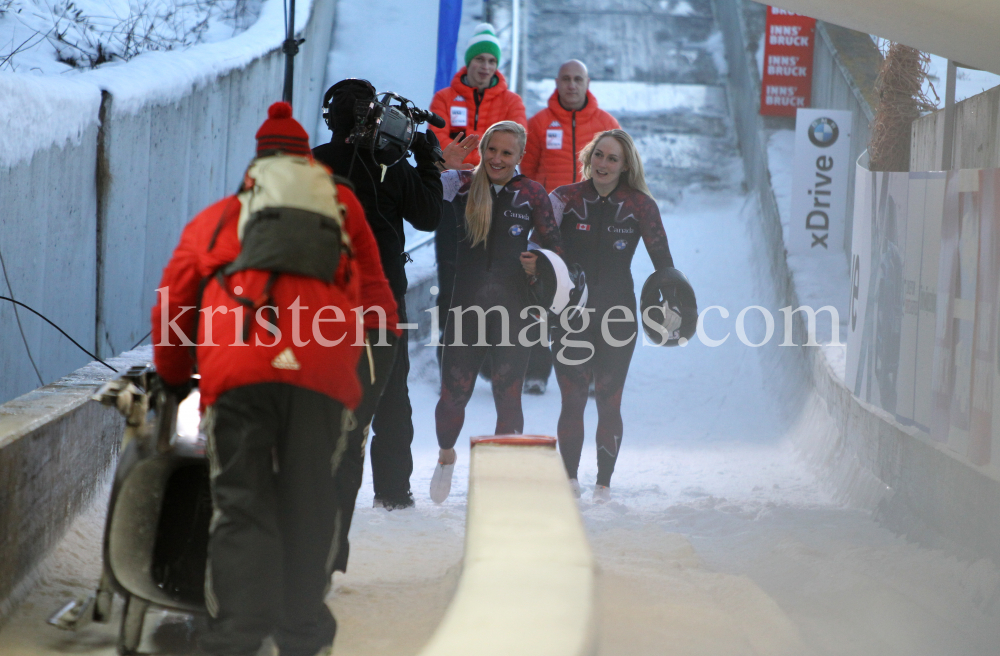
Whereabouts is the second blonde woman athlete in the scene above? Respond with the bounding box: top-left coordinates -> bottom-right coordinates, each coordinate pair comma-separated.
549,129 -> 675,502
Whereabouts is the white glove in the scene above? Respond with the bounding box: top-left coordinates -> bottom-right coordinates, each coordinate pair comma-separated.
662,304 -> 683,334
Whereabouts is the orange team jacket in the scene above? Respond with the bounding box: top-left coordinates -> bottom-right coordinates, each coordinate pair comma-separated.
429,68 -> 527,167
152,181 -> 399,410
521,89 -> 620,192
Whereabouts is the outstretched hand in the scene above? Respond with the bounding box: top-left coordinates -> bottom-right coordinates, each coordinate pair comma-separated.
439,132 -> 481,170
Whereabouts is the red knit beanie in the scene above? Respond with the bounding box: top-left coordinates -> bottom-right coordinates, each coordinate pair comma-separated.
256,101 -> 311,156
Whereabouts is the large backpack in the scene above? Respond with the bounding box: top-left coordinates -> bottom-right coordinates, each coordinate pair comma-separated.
208,154 -> 354,342
227,154 -> 351,281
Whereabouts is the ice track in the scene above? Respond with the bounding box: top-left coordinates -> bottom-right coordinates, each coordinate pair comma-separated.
3,1 -> 1000,655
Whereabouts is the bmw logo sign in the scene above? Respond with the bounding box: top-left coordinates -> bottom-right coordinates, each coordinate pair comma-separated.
509,225 -> 524,236
613,239 -> 628,251
808,117 -> 839,148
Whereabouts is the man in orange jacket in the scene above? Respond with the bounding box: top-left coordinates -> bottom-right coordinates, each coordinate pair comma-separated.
431,23 -> 527,336
429,23 -> 527,164
521,59 -> 620,394
153,102 -> 398,656
521,59 -> 621,193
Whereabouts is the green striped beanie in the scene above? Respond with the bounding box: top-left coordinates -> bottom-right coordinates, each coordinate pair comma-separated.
465,23 -> 502,66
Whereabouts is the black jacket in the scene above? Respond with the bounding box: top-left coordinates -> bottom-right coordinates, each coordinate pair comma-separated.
313,140 -> 442,297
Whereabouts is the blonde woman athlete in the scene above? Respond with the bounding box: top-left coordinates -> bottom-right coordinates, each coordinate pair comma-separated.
549,129 -> 675,502
431,121 -> 564,502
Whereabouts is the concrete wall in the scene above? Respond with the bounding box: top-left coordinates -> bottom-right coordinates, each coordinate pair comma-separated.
96,56 -> 284,357
0,349 -> 152,625
0,0 -> 337,406
0,120 -> 101,402
911,86 -> 1000,171
0,0 -> 337,622
812,353 -> 1000,566
811,21 -> 881,257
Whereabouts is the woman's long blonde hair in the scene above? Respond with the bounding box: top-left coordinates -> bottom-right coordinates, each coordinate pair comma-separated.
465,121 -> 527,248
579,129 -> 652,198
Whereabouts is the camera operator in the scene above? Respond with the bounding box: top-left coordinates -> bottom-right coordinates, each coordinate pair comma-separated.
313,78 -> 443,511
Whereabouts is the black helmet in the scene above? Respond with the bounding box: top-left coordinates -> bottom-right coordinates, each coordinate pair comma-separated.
640,268 -> 697,346
528,249 -> 588,323
322,78 -> 376,133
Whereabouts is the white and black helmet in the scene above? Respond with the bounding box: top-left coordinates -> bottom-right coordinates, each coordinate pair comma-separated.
528,248 -> 588,321
640,267 -> 697,346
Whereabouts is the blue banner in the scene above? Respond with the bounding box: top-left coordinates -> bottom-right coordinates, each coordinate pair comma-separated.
435,0 -> 463,92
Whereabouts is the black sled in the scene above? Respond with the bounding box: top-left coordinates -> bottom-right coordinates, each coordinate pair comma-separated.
49,365 -> 211,655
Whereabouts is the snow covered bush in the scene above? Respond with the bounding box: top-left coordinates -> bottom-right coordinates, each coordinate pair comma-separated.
1,0 -> 263,71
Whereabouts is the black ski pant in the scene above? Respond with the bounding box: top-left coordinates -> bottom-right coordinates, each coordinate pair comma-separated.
435,202 -> 458,367
552,311 -> 638,487
369,296 -> 414,500
482,329 -> 552,384
435,202 -> 458,323
332,330 -> 398,573
200,383 -> 351,656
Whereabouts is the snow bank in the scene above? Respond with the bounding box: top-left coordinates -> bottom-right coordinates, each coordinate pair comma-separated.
0,0 -> 312,168
80,0 -> 312,116
0,73 -> 102,168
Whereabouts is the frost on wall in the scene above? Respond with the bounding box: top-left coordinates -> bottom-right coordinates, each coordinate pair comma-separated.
0,73 -> 101,167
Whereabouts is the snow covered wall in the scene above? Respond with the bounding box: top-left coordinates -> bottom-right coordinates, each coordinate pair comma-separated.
0,0 -> 336,405
0,0 -> 336,623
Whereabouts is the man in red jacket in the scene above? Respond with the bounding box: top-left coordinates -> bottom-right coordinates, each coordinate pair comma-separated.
521,59 -> 621,193
152,102 -> 398,656
429,23 -> 527,165
431,24 -> 528,335
520,59 -> 620,394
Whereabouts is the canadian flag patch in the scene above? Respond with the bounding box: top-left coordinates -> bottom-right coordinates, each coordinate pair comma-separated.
576,223 -> 591,231
271,347 -> 301,371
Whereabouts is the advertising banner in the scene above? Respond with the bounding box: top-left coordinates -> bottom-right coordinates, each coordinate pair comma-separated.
846,157 -> 874,392
971,170 -> 1000,465
760,7 -> 816,117
913,173 -> 945,433
846,165 -> 1000,467
435,0 -> 463,92
789,109 -> 853,256
931,170 -> 980,456
896,174 -> 928,426
849,166 -> 907,411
